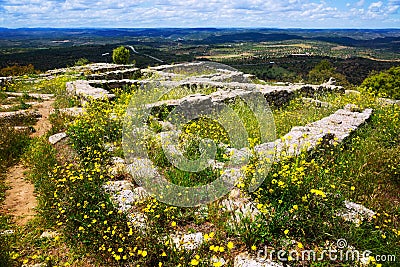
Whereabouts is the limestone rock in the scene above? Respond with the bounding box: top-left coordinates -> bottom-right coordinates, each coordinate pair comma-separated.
0,110 -> 41,124
103,181 -> 149,211
378,98 -> 400,106
48,132 -> 67,145
40,230 -> 59,239
302,97 -> 331,108
171,232 -> 204,250
66,80 -> 115,100
234,253 -> 285,267
345,90 -> 361,95
53,107 -> 84,117
4,92 -> 54,100
337,201 -> 375,226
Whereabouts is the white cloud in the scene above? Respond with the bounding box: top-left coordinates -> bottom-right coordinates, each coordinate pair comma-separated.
356,0 -> 365,7
0,0 -> 399,28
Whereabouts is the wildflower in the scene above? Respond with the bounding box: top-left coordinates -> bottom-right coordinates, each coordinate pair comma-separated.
204,233 -> 211,241
297,242 -> 303,249
171,221 -> 177,227
310,189 -> 326,198
227,241 -> 234,250
251,245 -> 257,251
284,229 -> 289,235
190,259 -> 199,265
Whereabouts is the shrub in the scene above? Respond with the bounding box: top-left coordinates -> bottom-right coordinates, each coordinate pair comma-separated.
308,59 -> 350,87
74,58 -> 90,66
0,64 -> 38,77
360,66 -> 400,99
112,46 -> 131,65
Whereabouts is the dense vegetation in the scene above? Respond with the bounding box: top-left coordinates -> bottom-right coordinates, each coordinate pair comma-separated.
360,66 -> 400,99
0,64 -> 37,77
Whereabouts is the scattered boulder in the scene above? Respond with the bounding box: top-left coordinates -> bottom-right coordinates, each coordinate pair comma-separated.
345,89 -> 361,95
48,132 -> 67,145
0,229 -> 15,235
103,181 -> 149,211
337,200 -> 375,226
171,232 -> 204,250
40,230 -> 59,239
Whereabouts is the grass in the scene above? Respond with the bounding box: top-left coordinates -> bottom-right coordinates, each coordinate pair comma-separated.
1,69 -> 398,266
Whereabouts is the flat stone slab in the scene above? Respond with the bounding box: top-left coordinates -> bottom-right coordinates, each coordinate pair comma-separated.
0,110 -> 41,123
4,92 -> 54,100
48,132 -> 67,145
66,80 -> 115,100
255,107 -> 373,160
86,68 -> 140,80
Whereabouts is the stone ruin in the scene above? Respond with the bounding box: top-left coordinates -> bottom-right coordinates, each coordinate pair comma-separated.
47,61 -> 378,266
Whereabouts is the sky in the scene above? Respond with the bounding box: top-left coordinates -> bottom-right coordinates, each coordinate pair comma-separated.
0,0 -> 399,29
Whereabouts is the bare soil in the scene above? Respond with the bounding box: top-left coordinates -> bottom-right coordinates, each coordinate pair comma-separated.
3,100 -> 54,226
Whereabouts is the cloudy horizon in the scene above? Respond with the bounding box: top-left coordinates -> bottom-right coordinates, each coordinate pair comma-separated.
0,0 -> 399,29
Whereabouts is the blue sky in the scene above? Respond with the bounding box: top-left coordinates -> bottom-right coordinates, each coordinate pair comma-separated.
0,0 -> 399,28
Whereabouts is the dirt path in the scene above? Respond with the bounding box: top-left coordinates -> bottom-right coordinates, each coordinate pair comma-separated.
31,100 -> 54,137
3,164 -> 37,226
3,99 -> 54,226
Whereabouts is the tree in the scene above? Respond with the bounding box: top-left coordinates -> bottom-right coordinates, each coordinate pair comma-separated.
360,66 -> 400,99
74,58 -> 90,66
308,59 -> 350,87
112,46 -> 131,65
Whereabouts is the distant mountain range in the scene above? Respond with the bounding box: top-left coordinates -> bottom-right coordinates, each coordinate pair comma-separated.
0,28 -> 400,52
